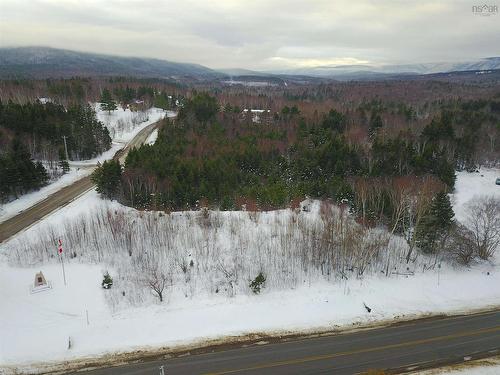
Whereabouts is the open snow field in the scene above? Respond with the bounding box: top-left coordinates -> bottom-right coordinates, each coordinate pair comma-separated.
0,105 -> 169,224
419,356 -> 500,374
0,169 -> 499,372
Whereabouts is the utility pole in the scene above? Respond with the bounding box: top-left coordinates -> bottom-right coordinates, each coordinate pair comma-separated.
437,263 -> 441,287
62,135 -> 69,161
286,146 -> 291,207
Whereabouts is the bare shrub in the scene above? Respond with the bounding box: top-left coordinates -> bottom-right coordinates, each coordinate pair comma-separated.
465,196 -> 500,260
5,198 -> 422,310
446,224 -> 476,265
144,264 -> 171,302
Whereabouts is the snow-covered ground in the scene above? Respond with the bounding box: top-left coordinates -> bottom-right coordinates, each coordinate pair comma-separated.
0,170 -> 498,373
146,128 -> 159,145
1,254 -> 497,372
70,105 -> 171,167
0,105 -> 170,223
452,168 -> 500,222
418,356 -> 500,374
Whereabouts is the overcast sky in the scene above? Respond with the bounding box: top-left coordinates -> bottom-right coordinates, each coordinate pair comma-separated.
0,0 -> 499,70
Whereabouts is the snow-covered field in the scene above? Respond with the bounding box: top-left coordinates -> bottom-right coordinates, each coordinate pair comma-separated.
419,356 -> 500,374
0,170 -> 499,372
0,105 -> 169,224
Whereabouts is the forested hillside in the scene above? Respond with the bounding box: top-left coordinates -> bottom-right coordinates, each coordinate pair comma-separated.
0,47 -> 219,79
104,95 -> 500,209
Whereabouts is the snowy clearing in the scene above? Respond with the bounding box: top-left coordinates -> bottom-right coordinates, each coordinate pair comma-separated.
452,168 -> 500,222
70,105 -> 171,167
95,104 -> 166,144
0,170 -> 498,372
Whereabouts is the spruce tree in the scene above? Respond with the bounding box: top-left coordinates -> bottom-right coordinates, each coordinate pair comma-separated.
416,191 -> 455,253
369,112 -> 383,138
91,160 -> 122,199
431,191 -> 455,229
100,89 -> 117,113
102,272 -> 113,289
58,149 -> 70,174
59,159 -> 70,174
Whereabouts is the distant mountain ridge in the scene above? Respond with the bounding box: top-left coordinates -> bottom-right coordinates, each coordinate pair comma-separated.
0,47 -> 499,80
0,46 -> 220,79
272,57 -> 500,77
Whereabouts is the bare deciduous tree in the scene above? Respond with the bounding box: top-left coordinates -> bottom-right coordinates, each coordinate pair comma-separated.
145,265 -> 170,302
465,196 -> 500,260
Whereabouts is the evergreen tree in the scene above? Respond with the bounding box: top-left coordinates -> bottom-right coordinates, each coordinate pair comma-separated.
153,93 -> 170,110
249,272 -> 266,294
58,149 -> 70,174
433,191 -> 455,227
0,139 -> 48,201
91,160 -> 122,199
179,93 -> 219,124
59,159 -> 70,174
369,112 -> 383,138
100,89 -> 117,113
322,109 -> 346,133
35,161 -> 49,185
416,191 -> 455,253
102,272 -> 113,289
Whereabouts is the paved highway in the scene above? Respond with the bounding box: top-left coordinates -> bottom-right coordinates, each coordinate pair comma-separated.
0,120 -> 162,243
72,310 -> 500,375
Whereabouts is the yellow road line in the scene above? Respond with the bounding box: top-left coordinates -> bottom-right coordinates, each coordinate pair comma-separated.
204,325 -> 500,375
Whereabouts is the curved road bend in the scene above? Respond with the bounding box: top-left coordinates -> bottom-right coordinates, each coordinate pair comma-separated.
0,120 -> 162,243
71,310 -> 500,375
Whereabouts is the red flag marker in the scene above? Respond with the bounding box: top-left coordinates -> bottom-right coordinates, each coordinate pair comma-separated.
58,238 -> 66,285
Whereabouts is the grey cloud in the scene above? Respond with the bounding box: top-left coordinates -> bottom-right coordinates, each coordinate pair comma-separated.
0,0 -> 499,70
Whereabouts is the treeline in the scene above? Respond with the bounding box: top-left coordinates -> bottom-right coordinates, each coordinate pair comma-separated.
0,77 -> 185,108
0,100 -> 111,161
366,98 -> 500,170
0,139 -> 48,201
112,85 -> 182,110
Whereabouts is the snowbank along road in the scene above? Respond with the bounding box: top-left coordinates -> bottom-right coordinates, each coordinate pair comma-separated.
73,310 -> 500,375
0,119 -> 162,243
